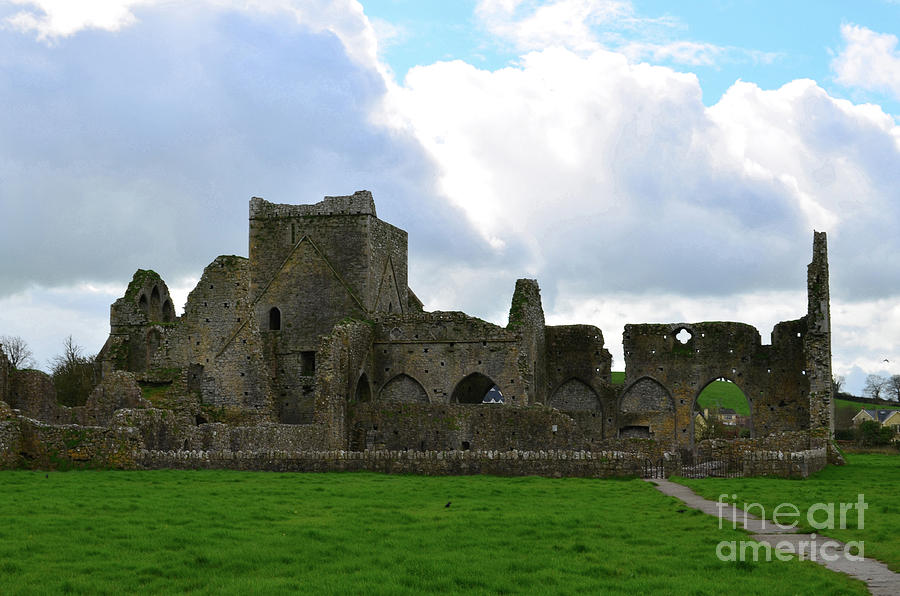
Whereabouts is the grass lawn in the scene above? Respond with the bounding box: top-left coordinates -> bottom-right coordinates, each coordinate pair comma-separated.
835,399 -> 900,413
676,454 -> 900,572
695,380 -> 750,416
0,471 -> 866,594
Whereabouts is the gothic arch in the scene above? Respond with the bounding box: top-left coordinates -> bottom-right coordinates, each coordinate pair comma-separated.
162,299 -> 175,323
620,376 -> 674,412
618,376 -> 676,441
549,378 -> 601,412
379,373 -> 428,403
150,285 -> 161,318
354,373 -> 372,402
691,377 -> 754,442
451,373 -> 500,405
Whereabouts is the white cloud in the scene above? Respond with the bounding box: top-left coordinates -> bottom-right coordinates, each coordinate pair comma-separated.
621,41 -> 779,68
385,44 -> 900,390
4,0 -> 146,40
0,284 -> 122,370
4,2 -> 900,394
472,0 -> 771,69
3,0 -> 383,73
476,0 -> 632,53
832,23 -> 900,100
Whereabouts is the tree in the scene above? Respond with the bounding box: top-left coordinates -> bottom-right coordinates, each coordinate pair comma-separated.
834,406 -> 856,431
832,375 -> 845,394
887,375 -> 900,402
855,420 -> 894,447
863,374 -> 888,400
50,336 -> 95,407
0,335 -> 35,369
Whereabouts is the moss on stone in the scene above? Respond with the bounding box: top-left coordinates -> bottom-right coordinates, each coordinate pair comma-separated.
123,269 -> 164,301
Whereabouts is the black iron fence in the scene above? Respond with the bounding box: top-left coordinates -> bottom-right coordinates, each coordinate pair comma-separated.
642,451 -> 799,479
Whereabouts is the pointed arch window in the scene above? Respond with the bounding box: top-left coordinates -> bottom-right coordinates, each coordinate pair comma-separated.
268,307 -> 281,331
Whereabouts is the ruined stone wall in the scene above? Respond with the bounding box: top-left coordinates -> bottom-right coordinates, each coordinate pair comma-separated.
11,418 -> 142,470
545,324 -> 614,438
806,231 -> 834,438
153,255 -> 272,416
368,312 -> 526,407
349,402 -> 609,452
314,320 -> 375,449
507,279 -> 547,405
98,269 -> 177,375
111,407 -> 328,452
0,346 -> 9,405
622,320 -> 809,449
8,369 -> 64,423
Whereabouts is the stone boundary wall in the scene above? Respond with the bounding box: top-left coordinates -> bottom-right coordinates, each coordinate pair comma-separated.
133,447 -> 823,478
742,448 -> 827,477
696,431 -> 817,459
137,448 -> 681,477
0,415 -> 825,478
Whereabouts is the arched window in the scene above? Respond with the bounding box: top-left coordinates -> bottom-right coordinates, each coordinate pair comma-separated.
355,373 -> 372,402
693,377 -> 753,441
138,293 -> 149,316
268,307 -> 281,331
451,373 -> 501,404
162,299 -> 175,323
150,285 -> 161,318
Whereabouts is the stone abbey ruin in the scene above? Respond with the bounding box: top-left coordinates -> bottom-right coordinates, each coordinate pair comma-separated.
0,191 -> 837,476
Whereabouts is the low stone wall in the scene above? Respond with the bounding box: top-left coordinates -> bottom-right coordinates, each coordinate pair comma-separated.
8,417 -> 143,470
137,448 -> 683,477
349,402 -> 607,452
111,407 -> 329,452
0,410 -> 826,478
741,447 -> 827,478
696,431 -> 814,459
0,419 -> 21,468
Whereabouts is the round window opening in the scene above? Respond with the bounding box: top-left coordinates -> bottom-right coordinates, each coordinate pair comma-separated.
675,328 -> 692,344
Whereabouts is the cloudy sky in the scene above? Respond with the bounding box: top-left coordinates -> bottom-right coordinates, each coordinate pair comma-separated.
1,1 -> 899,394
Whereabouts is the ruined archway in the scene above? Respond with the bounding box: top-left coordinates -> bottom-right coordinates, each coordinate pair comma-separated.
138,293 -> 149,316
451,373 -> 500,404
618,376 -> 676,441
549,378 -> 600,411
692,377 -> 753,443
379,374 -> 428,403
162,299 -> 175,323
150,285 -> 161,319
354,373 -> 372,402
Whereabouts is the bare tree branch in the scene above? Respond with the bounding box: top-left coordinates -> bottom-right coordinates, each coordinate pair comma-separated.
0,335 -> 35,369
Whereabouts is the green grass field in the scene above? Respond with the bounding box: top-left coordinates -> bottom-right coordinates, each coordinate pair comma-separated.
612,372 -> 749,415
836,398 -> 900,413
676,454 -> 900,573
0,471 -> 865,594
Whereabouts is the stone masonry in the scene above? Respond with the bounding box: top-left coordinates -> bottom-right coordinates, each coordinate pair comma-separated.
0,191 -> 835,475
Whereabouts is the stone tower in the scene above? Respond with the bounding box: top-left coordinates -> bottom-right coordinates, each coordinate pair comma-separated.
806,231 -> 833,438
248,191 -> 410,422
